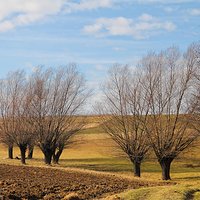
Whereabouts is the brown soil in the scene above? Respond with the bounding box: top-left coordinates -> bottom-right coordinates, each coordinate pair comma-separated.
0,164 -> 167,200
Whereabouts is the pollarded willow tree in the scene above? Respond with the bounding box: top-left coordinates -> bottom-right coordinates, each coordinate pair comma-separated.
141,44 -> 200,180
53,127 -> 81,164
0,71 -> 35,164
28,66 -> 89,165
98,65 -> 150,177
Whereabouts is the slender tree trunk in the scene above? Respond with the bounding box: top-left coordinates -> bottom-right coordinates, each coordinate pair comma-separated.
53,148 -> 63,164
131,157 -> 142,177
8,145 -> 13,159
27,145 -> 34,159
159,157 -> 173,180
134,161 -> 141,177
19,145 -> 27,164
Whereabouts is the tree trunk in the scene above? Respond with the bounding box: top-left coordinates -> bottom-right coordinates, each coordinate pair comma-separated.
8,145 -> 13,159
159,157 -> 173,180
53,148 -> 63,164
19,145 -> 27,164
134,161 -> 141,177
27,145 -> 34,159
42,148 -> 54,165
39,144 -> 54,165
130,157 -> 142,177
44,152 -> 53,165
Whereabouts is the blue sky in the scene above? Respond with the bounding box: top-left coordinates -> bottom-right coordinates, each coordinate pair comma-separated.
0,0 -> 199,108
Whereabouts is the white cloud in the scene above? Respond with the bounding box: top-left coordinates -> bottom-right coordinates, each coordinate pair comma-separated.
0,0 -> 114,33
25,63 -> 39,73
189,9 -> 200,16
0,21 -> 15,32
113,0 -> 198,4
65,0 -> 113,13
95,64 -> 107,71
0,0 -> 65,32
84,17 -> 133,36
0,0 -> 191,33
136,0 -> 199,4
113,47 -> 125,51
139,13 -> 154,21
83,14 -> 176,39
84,23 -> 103,35
163,6 -> 175,13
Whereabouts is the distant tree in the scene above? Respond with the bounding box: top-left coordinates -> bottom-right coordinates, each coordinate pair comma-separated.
98,65 -> 150,177
141,44 -> 199,180
27,143 -> 34,159
0,79 -> 14,159
0,71 -> 35,164
28,66 -> 89,165
0,130 -> 14,159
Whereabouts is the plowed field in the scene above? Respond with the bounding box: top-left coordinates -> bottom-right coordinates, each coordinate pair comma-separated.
0,164 -> 166,200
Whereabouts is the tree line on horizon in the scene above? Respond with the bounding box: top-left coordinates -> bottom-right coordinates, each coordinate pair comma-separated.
0,42 -> 199,181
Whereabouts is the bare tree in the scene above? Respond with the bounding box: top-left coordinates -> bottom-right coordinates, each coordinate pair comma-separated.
0,127 -> 14,159
98,65 -> 150,177
28,66 -> 89,165
0,78 -> 14,159
190,44 -> 200,134
0,71 -> 34,164
27,143 -> 35,159
52,127 -> 81,164
141,44 -> 199,180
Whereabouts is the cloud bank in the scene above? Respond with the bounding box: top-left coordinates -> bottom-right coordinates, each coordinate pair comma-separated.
83,14 -> 176,39
0,0 -> 65,32
64,0 -> 113,13
0,0 -> 113,32
0,0 -> 197,33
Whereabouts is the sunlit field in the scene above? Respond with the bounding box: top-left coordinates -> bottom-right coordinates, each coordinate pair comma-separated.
1,116 -> 200,199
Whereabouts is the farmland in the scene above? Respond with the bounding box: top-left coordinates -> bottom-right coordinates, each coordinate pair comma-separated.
0,116 -> 200,199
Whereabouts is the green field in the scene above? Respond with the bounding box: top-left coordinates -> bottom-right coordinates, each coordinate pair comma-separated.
1,117 -> 200,199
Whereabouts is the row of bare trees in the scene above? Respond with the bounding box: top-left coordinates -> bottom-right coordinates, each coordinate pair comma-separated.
0,43 -> 199,180
0,65 -> 89,165
98,43 -> 200,180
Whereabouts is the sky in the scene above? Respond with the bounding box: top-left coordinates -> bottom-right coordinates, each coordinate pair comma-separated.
0,0 -> 199,110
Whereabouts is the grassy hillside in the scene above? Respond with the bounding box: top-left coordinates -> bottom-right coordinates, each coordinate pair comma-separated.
1,116 -> 200,199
